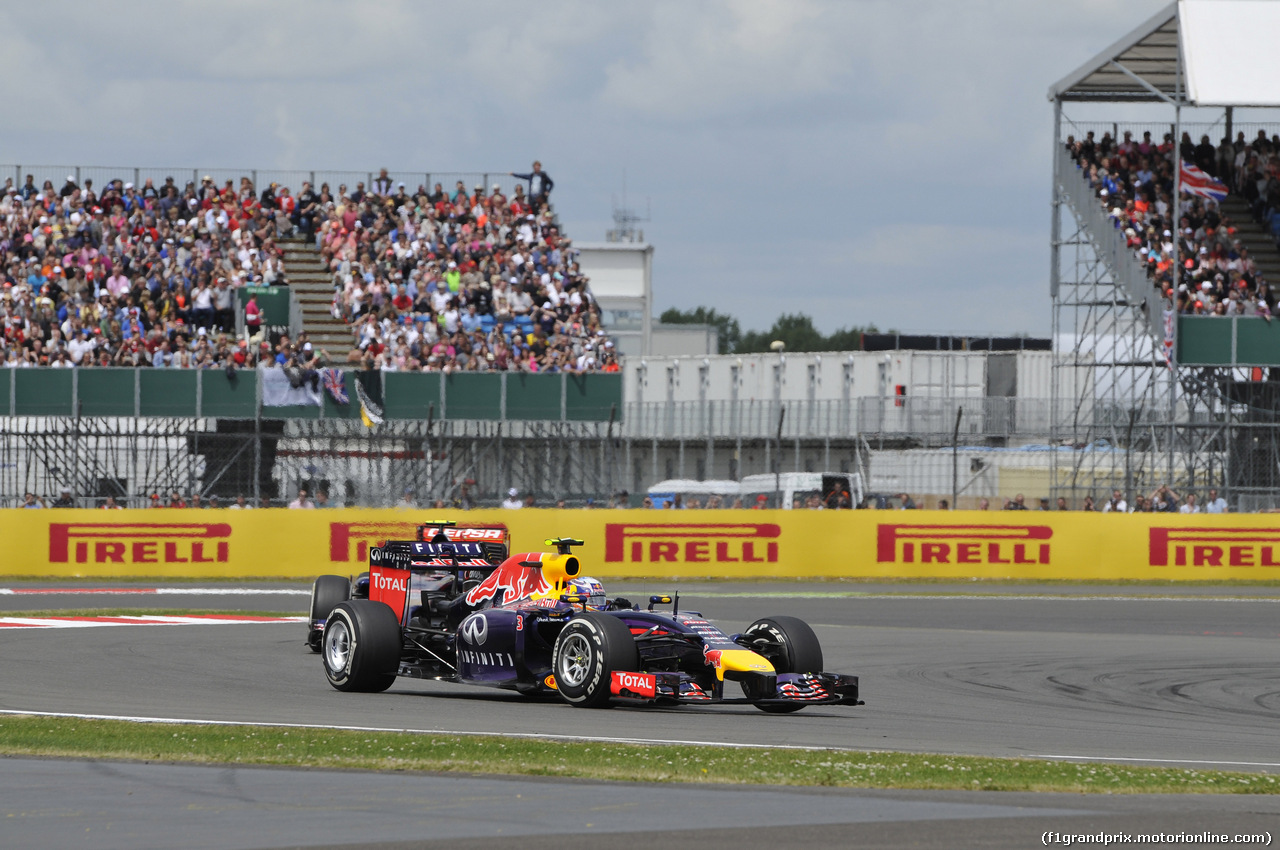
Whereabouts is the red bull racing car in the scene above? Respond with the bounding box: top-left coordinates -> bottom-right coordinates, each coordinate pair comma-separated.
308,521 -> 861,712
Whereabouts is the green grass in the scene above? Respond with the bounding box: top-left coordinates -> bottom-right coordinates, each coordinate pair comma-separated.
0,609 -> 300,619
0,716 -> 1274,794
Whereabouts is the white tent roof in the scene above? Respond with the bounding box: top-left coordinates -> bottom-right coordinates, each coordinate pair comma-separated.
1049,1 -> 1280,107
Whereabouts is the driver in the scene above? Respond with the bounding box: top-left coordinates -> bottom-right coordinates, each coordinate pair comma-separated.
567,576 -> 632,611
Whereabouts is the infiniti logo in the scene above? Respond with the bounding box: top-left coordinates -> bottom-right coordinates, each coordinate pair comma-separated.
460,613 -> 488,646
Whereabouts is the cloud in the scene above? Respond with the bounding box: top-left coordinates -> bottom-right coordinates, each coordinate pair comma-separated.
599,0 -> 855,117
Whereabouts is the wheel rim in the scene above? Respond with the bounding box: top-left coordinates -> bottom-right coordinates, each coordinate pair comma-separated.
324,619 -> 351,672
557,632 -> 592,687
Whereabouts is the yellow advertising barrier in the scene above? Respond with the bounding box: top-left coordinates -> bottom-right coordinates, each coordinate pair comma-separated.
2,508 -> 1279,581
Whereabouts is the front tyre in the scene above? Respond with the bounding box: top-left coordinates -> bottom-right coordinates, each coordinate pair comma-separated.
322,600 -> 401,693
552,613 -> 639,708
308,575 -> 351,652
741,615 -> 824,713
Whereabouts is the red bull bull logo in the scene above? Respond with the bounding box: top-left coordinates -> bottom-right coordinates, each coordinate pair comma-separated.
464,555 -> 551,606
1149,527 -> 1280,567
876,524 -> 1052,565
604,523 -> 780,564
49,523 -> 230,565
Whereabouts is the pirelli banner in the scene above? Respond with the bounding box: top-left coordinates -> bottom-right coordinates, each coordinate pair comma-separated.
5,509 -> 1280,580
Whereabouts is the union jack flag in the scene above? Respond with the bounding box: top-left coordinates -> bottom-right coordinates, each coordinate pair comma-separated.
320,368 -> 348,405
1179,161 -> 1228,201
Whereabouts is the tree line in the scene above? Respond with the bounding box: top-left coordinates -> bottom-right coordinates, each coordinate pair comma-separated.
658,307 -> 882,355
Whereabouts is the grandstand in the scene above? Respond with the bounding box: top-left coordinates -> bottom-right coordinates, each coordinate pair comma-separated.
1049,0 -> 1280,511
0,166 -> 614,374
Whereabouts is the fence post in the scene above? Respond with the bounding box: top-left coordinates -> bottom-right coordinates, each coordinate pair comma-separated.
252,169 -> 258,190
134,167 -> 140,188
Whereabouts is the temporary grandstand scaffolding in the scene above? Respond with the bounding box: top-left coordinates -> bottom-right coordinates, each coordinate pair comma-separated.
1048,1 -> 1280,511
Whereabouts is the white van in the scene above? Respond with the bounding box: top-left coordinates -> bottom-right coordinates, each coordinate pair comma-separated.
645,479 -> 741,509
738,472 -> 864,509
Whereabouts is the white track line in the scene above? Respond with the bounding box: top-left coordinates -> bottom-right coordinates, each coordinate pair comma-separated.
1030,754 -> 1280,768
692,592 -> 1280,603
0,709 -> 842,751
0,615 -> 305,629
3,709 -> 1273,769
0,588 -> 309,596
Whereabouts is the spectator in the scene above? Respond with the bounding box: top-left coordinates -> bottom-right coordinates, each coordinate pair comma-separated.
502,488 -> 522,509
1179,493 -> 1200,514
1056,496 -> 1069,510
978,498 -> 990,510
511,161 -> 553,210
50,486 -> 75,508
1205,488 -> 1228,513
288,488 -> 314,509
229,495 -> 250,509
314,489 -> 331,508
21,491 -> 43,508
1004,493 -> 1028,511
1102,489 -> 1127,513
1081,495 -> 1095,511
101,496 -> 121,509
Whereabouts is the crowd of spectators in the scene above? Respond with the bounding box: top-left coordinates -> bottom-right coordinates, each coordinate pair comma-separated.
316,162 -> 618,374
1067,127 -> 1280,319
0,173 -> 291,369
0,162 -> 616,374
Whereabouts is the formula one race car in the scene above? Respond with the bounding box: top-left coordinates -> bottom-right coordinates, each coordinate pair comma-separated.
308,521 -> 861,711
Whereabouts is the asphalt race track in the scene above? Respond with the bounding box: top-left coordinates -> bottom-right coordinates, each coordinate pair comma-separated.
3,582 -> 1280,849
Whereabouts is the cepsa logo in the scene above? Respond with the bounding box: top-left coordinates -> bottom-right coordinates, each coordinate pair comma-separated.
1149,527 -> 1280,567
876,524 -> 1052,565
329,523 -> 505,562
49,523 -> 231,565
604,523 -> 780,564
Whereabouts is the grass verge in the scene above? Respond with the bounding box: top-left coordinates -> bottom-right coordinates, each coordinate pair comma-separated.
0,715 -> 1274,794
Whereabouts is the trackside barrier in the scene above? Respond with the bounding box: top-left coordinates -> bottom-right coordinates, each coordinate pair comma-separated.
6,510 -> 1280,581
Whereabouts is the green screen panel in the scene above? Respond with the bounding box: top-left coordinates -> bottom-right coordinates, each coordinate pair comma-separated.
236,286 -> 292,331
1176,317 -> 1233,366
15,369 -> 73,416
383,372 -> 440,421
505,373 -> 563,420
565,374 -> 622,422
77,368 -> 136,417
445,373 -> 501,420
1235,318 -> 1280,366
202,369 -> 258,418
139,370 -> 199,417
0,369 -> 12,415
262,404 -> 321,420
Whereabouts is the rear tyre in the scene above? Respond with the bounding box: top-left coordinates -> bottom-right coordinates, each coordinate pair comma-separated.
308,575 -> 351,652
322,600 -> 401,692
552,613 -> 639,708
741,615 -> 824,713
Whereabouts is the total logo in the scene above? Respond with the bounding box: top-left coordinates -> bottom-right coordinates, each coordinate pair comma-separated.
604,523 -> 780,565
460,613 -> 489,646
610,671 -> 656,698
371,573 -> 406,593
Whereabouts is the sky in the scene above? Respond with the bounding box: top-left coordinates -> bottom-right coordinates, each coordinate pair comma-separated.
0,0 -> 1225,337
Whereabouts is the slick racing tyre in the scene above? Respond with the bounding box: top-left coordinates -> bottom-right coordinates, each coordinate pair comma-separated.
322,600 -> 401,693
552,613 -> 639,708
740,615 -> 824,713
308,575 -> 351,652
